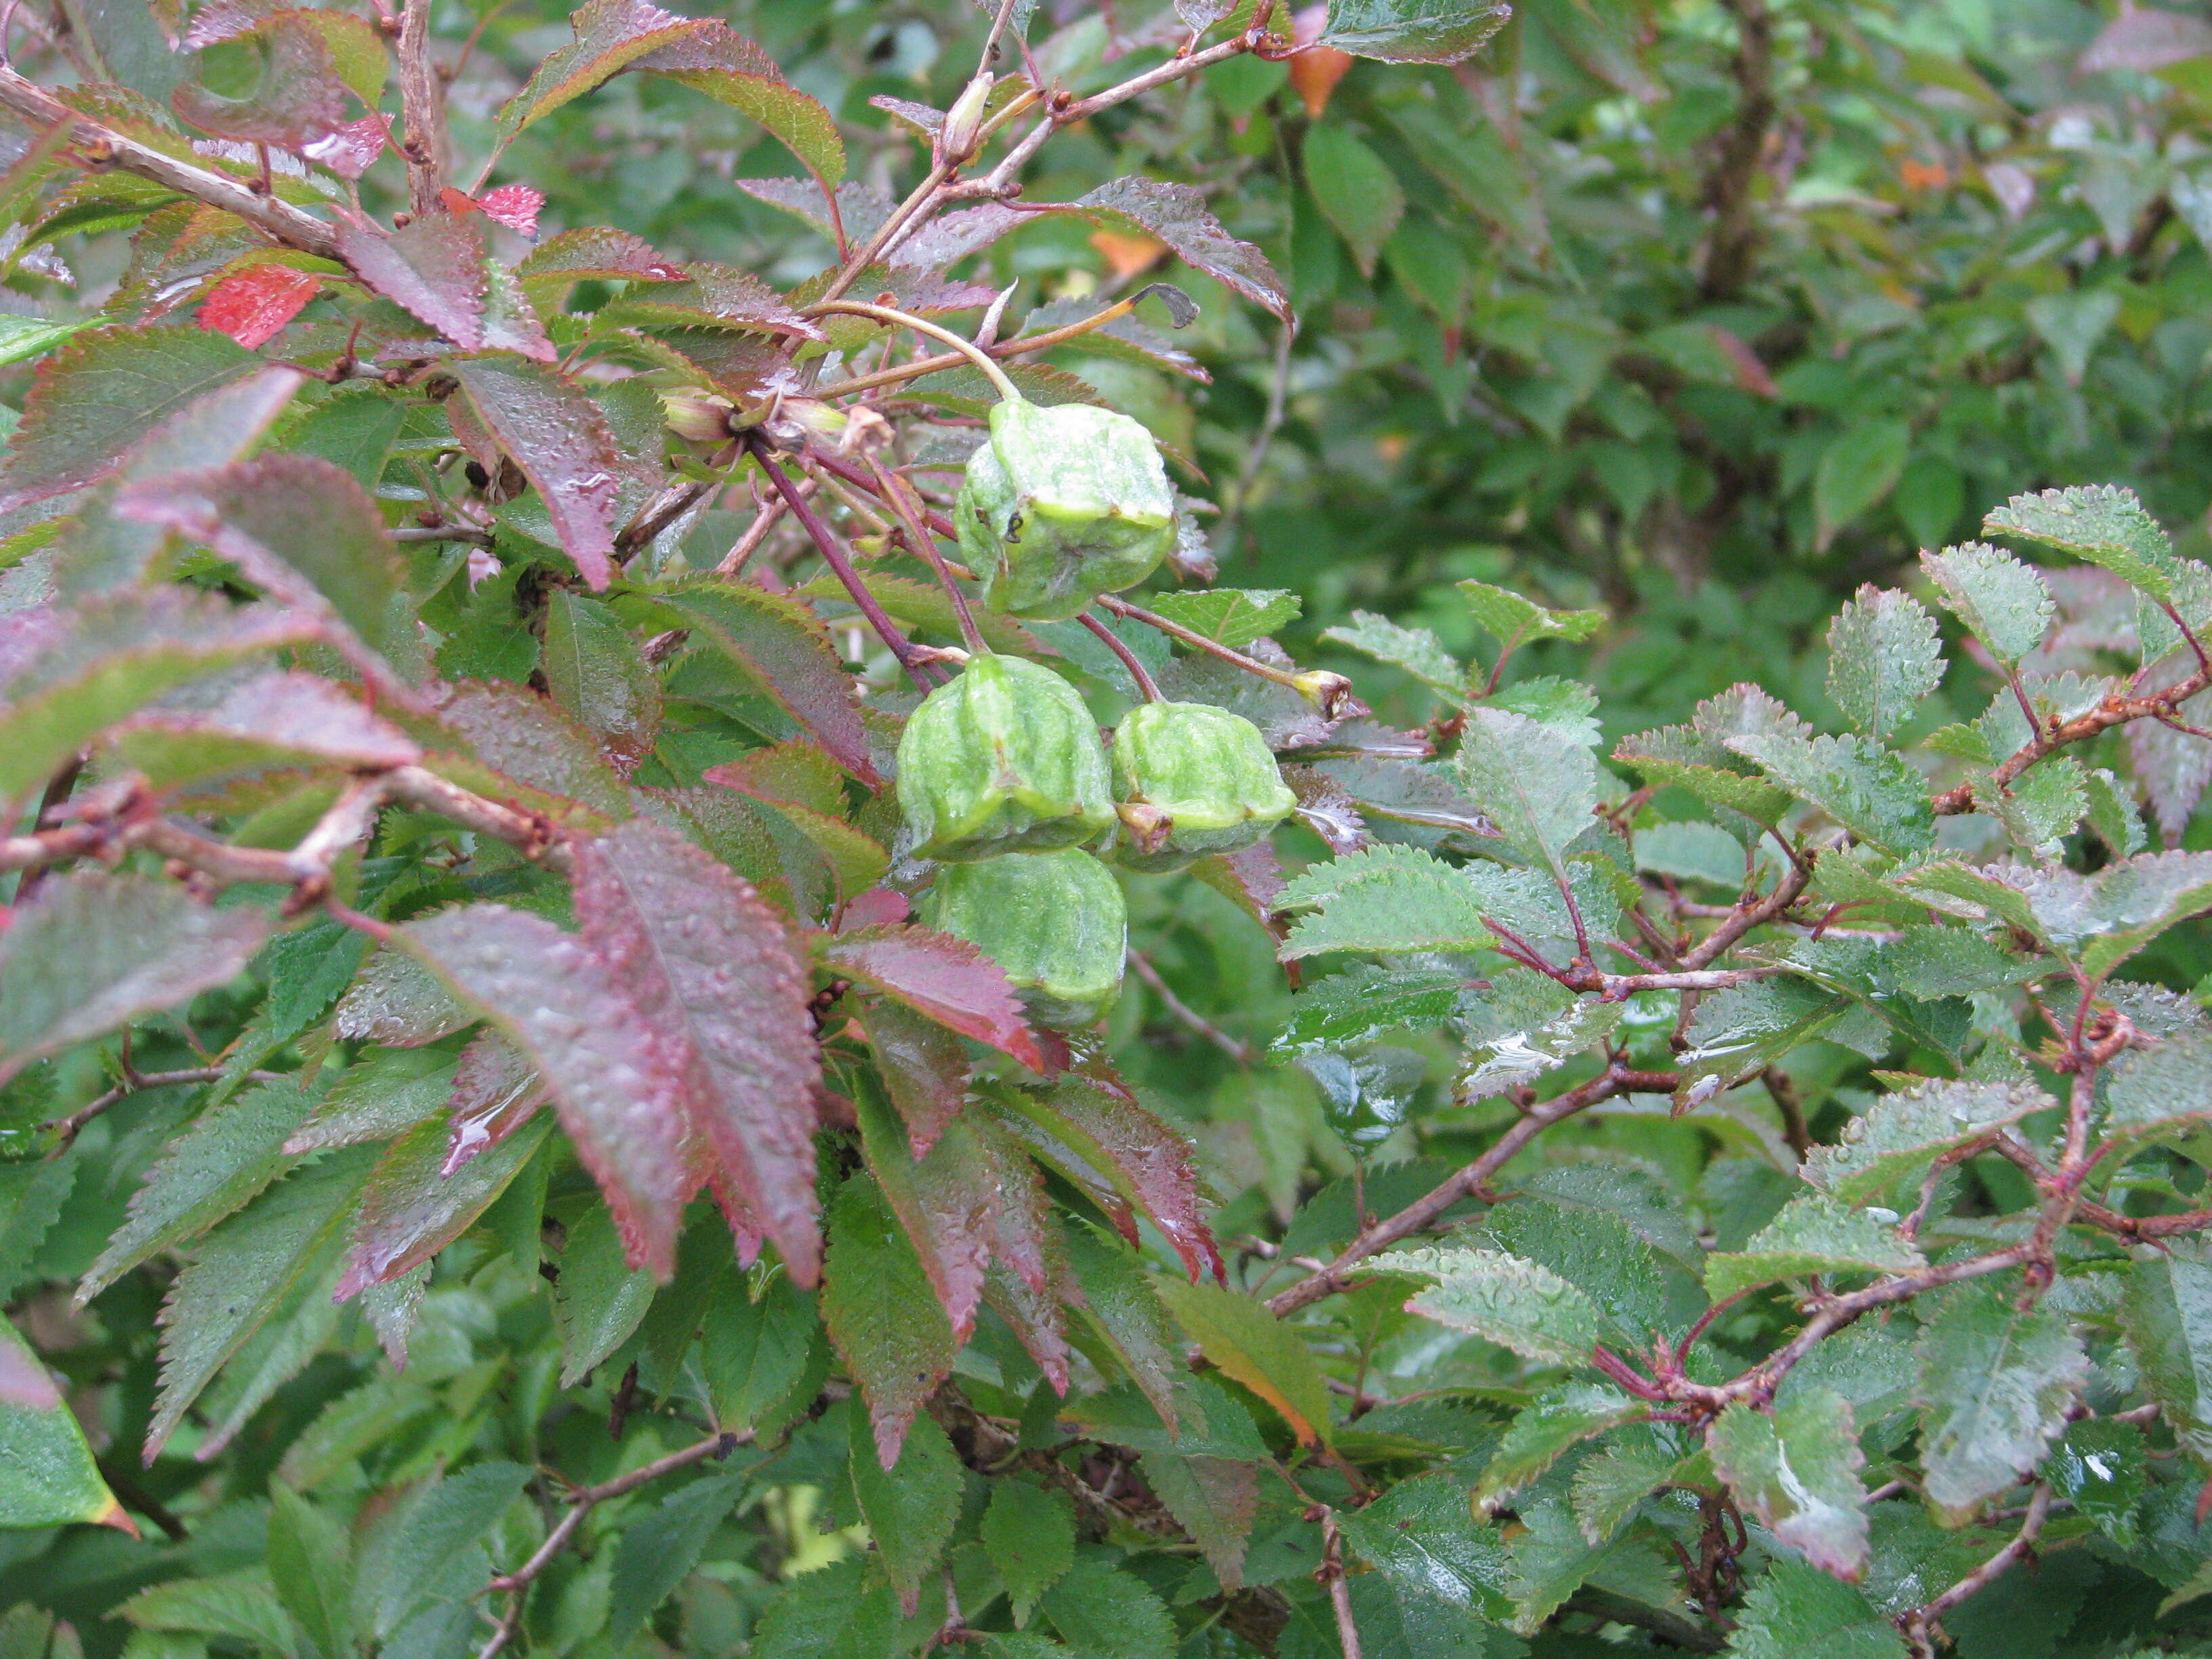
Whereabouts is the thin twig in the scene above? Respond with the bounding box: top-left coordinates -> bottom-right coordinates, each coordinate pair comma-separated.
44,1068 -> 284,1147
1265,1063 -> 1678,1314
1217,317 -> 1294,554
1127,947 -> 1255,1063
0,66 -> 343,257
397,0 -> 449,217
1317,1511 -> 1365,1659
745,435 -> 937,689
868,454 -> 986,654
478,1431 -> 754,1659
1078,613 -> 1162,701
1900,1482 -> 2051,1652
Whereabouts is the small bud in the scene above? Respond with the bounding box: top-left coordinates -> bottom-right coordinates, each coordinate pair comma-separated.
941,72 -> 994,165
660,388 -> 735,444
1290,670 -> 1357,720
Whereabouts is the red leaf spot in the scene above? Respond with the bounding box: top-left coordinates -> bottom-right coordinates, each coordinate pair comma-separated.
199,264 -> 320,349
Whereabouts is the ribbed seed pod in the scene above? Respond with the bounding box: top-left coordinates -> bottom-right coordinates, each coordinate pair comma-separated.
1107,700 -> 1296,873
925,848 -> 1126,1029
956,398 -> 1177,621
895,652 -> 1113,861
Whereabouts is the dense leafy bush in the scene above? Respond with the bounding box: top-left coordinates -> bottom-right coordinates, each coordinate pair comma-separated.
12,3 -> 2212,1659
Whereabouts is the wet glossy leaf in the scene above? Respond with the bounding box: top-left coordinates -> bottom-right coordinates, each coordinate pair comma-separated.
656,583 -> 878,783
0,322 -> 260,512
1371,1244 -> 1605,1368
197,262 -> 320,349
821,1172 -> 957,1468
1708,1391 -> 1869,1579
0,872 -> 272,1087
1074,178 -> 1290,322
823,926 -> 1044,1073
848,1406 -> 961,1614
982,1480 -> 1076,1625
1319,0 -> 1512,62
451,355 -> 628,590
571,817 -> 823,1284
1915,1279 -> 2086,1521
394,904 -> 696,1277
494,0 -> 702,141
1153,1275 -> 1332,1447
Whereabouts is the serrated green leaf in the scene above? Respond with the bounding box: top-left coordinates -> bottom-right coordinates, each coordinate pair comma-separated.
2119,1244 -> 2212,1465
1915,1278 -> 2086,1521
1458,579 -> 1603,653
1139,1452 -> 1257,1591
1803,1078 -> 2053,1202
982,1480 -> 1077,1626
80,1077 -> 316,1303
1984,484 -> 2179,602
701,1271 -> 825,1439
0,586 -> 323,800
1144,587 -> 1300,651
1040,1556 -> 1174,1659
1568,1425 -> 1685,1544
267,1484 -> 353,1659
1322,610 -> 1464,699
1457,705 -> 1599,878
1476,1382 -> 1642,1504
1814,419 -> 1910,550
1708,1391 -> 1869,1579
1319,0 -> 1511,63
1371,1245 -> 1604,1368
1921,544 -> 2053,664
1153,1275 -> 1333,1448
122,1572 -> 300,1656
1704,1195 -> 1926,1301
544,590 -> 662,773
1727,730 -> 1934,855
823,1172 -> 957,1469
1825,586 -> 1943,741
1275,966 -> 1467,1051
2049,1418 -> 2146,1546
1275,845 -> 1497,960
552,1201 -> 654,1387
1338,1472 -> 1514,1618
849,1405 -> 962,1615
366,1461 -> 531,1638
608,1466 -> 753,1635
1724,1559 -> 1905,1659
148,1147 -> 373,1459
1304,125 -> 1404,274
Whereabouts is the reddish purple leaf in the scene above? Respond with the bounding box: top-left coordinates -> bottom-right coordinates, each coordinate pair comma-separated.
434,680 -> 632,817
1191,841 -> 1288,941
656,583 -> 879,785
337,215 -> 487,349
199,263 -> 319,349
703,737 -> 847,815
893,204 -> 1027,270
477,184 -> 545,237
108,670 -> 422,784
117,454 -> 415,693
302,113 -> 389,179
449,356 -> 627,589
838,888 -> 911,932
848,996 -> 969,1159
1073,177 -> 1292,322
857,1092 -> 993,1340
493,0 -> 704,142
171,14 -> 348,150
336,1111 -> 551,1299
994,1071 -> 1221,1284
443,1031 -> 548,1176
516,226 -> 689,285
630,20 -> 845,186
395,903 -> 698,1277
0,324 -> 260,513
819,925 -> 1046,1072
571,817 -> 825,1285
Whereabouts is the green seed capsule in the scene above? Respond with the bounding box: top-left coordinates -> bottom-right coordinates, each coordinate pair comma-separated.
956,398 -> 1177,621
895,653 -> 1113,861
1107,700 -> 1296,873
925,848 -> 1126,1029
